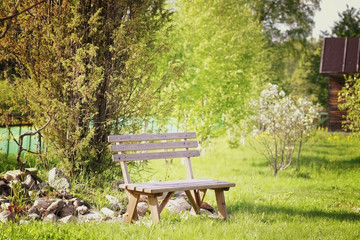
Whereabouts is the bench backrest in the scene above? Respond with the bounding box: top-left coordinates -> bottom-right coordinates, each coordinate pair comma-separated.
108,132 -> 200,184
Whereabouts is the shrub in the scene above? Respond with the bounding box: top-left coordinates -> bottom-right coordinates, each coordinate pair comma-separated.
251,83 -> 320,176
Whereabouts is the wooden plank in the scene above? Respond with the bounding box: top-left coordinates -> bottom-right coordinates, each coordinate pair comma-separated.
123,192 -> 140,223
120,179 -> 235,193
148,195 -> 160,224
112,150 -> 200,162
215,190 -> 227,219
110,141 -> 198,152
158,192 -> 174,214
108,132 -> 197,142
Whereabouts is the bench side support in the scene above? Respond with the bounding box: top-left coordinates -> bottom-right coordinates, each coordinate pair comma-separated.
124,192 -> 140,223
158,192 -> 174,214
215,189 -> 228,219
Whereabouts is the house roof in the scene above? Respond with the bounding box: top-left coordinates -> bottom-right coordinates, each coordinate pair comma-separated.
320,38 -> 360,74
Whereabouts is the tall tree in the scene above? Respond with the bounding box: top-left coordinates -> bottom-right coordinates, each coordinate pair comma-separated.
161,0 -> 270,143
250,0 -> 320,42
248,0 -> 321,93
0,0 -> 171,176
329,6 -> 360,37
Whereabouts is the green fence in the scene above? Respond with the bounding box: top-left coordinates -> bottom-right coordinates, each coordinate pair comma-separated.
0,125 -> 41,158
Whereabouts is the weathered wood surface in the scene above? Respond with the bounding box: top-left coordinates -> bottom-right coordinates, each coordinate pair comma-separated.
120,179 -> 235,193
108,132 -> 197,142
111,141 -> 198,152
328,76 -> 347,131
108,132 -> 236,224
112,150 -> 200,162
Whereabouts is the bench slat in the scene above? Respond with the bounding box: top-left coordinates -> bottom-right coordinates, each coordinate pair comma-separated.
112,150 -> 200,162
108,132 -> 197,142
110,141 -> 198,152
120,179 -> 235,193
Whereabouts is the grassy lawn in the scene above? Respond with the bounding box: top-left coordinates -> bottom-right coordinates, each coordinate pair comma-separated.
1,132 -> 360,240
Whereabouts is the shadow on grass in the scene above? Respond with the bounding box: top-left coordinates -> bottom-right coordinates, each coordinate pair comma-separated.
299,155 -> 360,171
230,201 -> 360,222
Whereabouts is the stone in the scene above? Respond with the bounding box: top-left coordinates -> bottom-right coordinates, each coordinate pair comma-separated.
58,215 -> 76,223
0,181 -> 11,196
110,179 -> 124,191
25,168 -> 38,176
19,219 -> 30,225
43,213 -> 58,223
105,195 -> 121,204
173,191 -> 187,199
48,168 -> 71,191
38,182 -> 50,190
4,170 -> 24,182
107,202 -> 121,212
72,198 -> 81,209
76,205 -> 89,215
28,206 -> 40,215
1,202 -> 10,211
199,208 -> 218,218
33,199 -> 49,210
23,175 -> 38,190
166,198 -> 192,214
58,204 -> 74,218
101,207 -> 116,217
106,215 -> 123,223
28,213 -> 41,221
77,211 -> 103,222
47,199 -> 65,214
136,202 -> 149,217
59,190 -> 73,199
0,210 -> 14,222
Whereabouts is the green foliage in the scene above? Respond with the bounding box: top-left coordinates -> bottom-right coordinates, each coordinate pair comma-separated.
290,39 -> 328,108
2,132 -> 360,239
338,75 -> 360,132
161,0 -> 270,143
250,84 -> 320,176
0,1 -> 171,176
250,0 -> 320,41
328,6 -> 360,37
0,153 -> 18,172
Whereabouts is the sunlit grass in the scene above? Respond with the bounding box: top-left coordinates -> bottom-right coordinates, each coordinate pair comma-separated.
1,131 -> 360,239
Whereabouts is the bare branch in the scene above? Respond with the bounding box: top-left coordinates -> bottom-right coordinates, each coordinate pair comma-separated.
0,0 -> 46,23
0,0 -> 21,39
0,0 -> 46,39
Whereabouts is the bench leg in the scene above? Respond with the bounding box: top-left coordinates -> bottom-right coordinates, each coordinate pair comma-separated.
159,192 -> 174,214
215,189 -> 228,219
124,192 -> 140,223
148,195 -> 160,224
185,190 -> 200,213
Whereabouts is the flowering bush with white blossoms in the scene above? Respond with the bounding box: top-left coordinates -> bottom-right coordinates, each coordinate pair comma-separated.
252,83 -> 320,176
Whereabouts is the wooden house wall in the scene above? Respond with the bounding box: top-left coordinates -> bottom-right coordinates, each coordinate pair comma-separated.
328,76 -> 347,131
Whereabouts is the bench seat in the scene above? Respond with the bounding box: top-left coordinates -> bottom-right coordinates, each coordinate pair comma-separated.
120,178 -> 235,194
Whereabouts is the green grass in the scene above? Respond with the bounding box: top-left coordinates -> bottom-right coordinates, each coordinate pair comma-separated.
1,132 -> 360,240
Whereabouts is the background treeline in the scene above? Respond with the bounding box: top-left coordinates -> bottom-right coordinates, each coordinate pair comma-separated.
0,0 -> 359,177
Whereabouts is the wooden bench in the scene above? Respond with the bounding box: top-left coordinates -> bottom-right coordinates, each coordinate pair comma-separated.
108,132 -> 235,224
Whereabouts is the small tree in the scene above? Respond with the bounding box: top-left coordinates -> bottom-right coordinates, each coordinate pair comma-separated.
338,75 -> 360,132
252,83 -> 319,176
